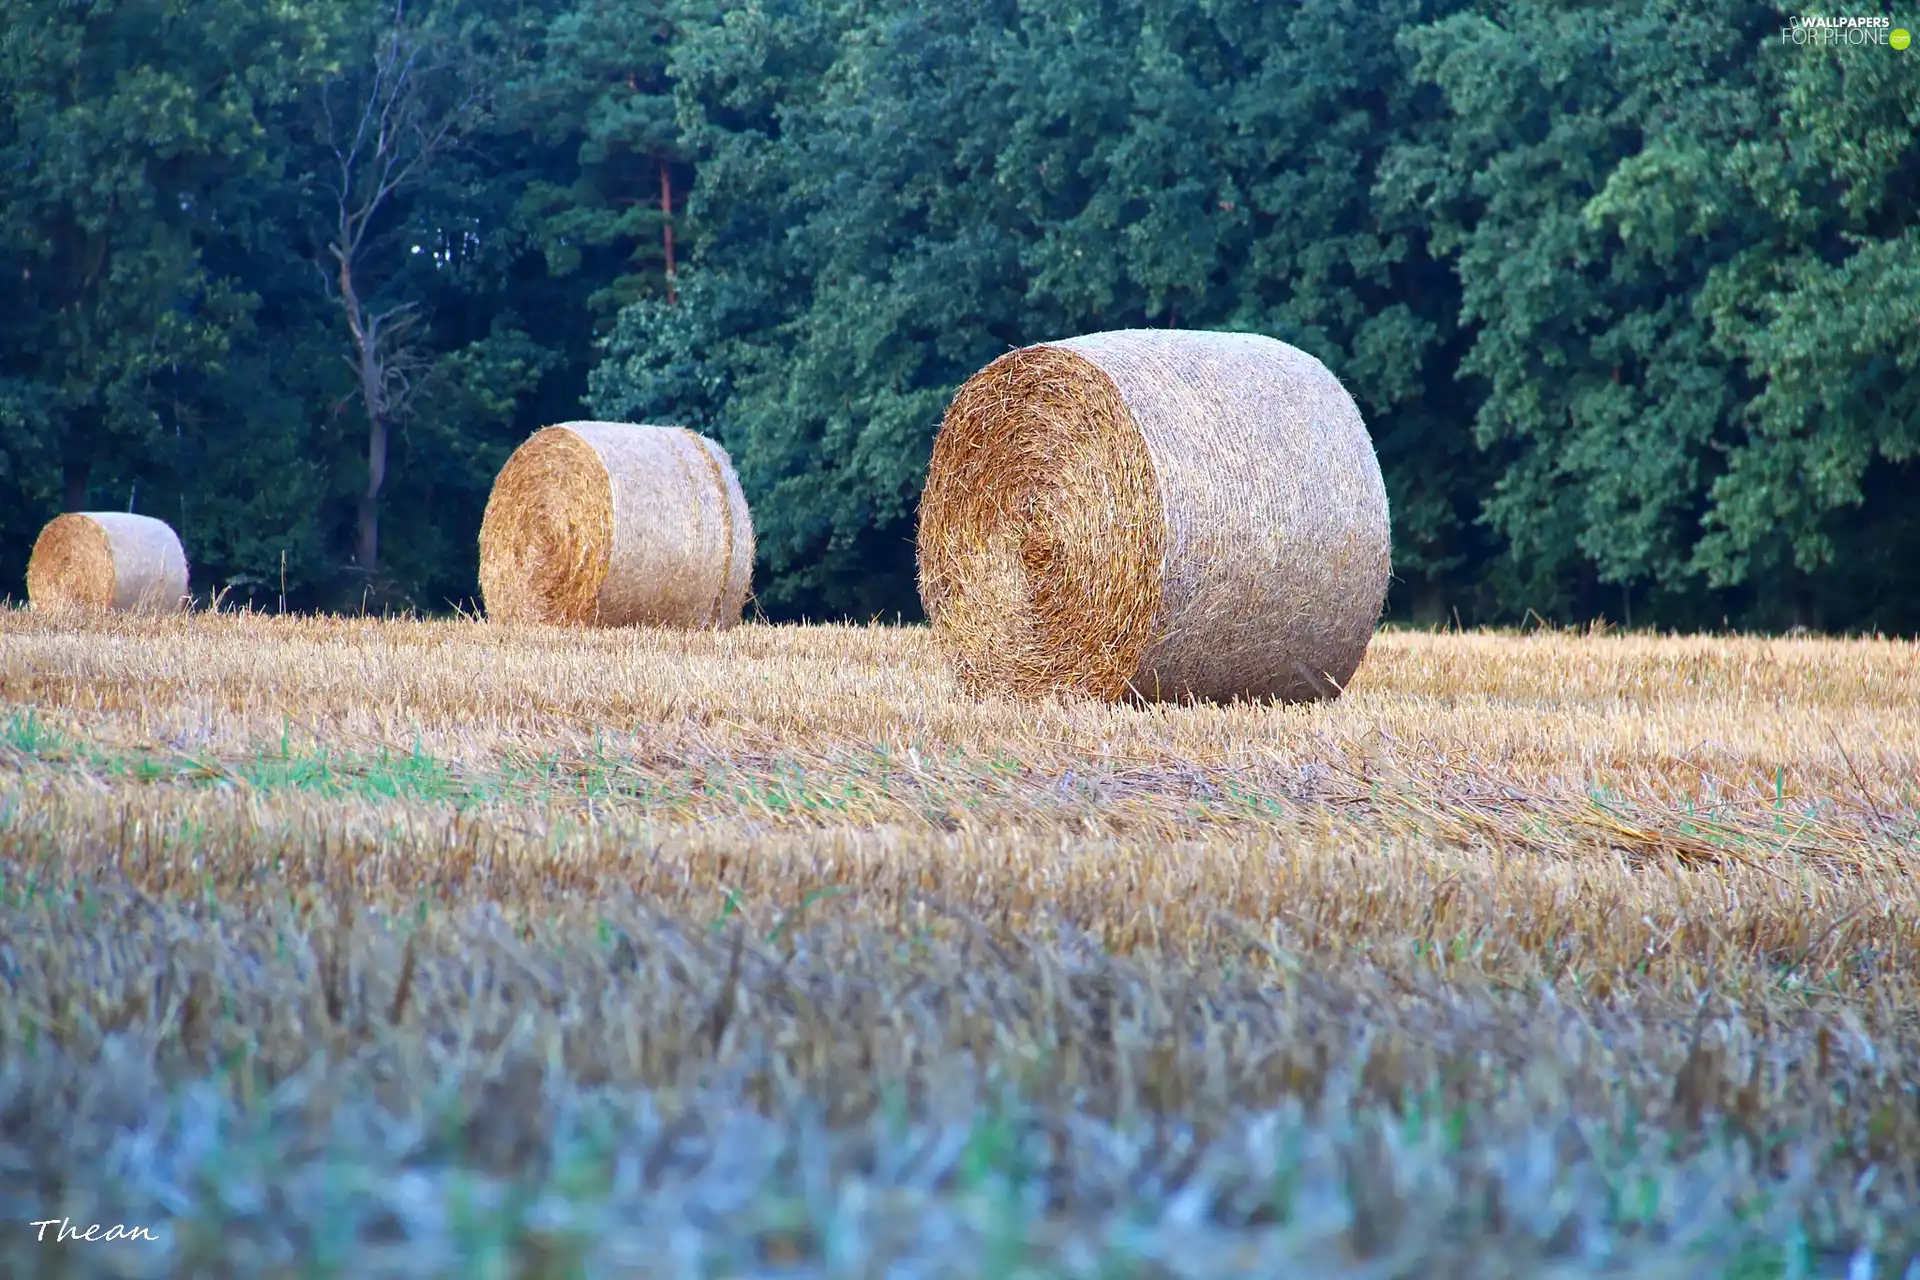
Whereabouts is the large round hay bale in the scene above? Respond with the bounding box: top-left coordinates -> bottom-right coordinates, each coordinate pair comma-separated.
916,329 -> 1391,704
26,512 -> 191,615
478,421 -> 755,629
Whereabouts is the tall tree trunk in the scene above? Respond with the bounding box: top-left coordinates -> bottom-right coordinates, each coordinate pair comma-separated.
1410,580 -> 1448,628
339,247 -> 389,575
660,156 -> 677,305
1574,562 -> 1596,625
357,365 -> 387,574
356,473 -> 382,574
1791,576 -> 1816,632
61,458 -> 89,512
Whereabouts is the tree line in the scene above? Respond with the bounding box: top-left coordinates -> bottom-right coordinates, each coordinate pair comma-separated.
4,0 -> 1915,632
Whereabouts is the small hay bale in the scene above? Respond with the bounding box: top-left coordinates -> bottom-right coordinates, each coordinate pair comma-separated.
478,421 -> 755,628
916,328 -> 1391,704
26,512 -> 191,615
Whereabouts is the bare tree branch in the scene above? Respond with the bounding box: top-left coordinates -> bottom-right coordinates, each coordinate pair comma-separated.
318,0 -> 487,577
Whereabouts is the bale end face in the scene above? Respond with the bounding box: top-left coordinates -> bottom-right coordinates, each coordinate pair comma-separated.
916,345 -> 1165,701
478,425 -> 616,626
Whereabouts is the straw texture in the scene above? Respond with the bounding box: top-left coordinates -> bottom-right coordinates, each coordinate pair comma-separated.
478,421 -> 754,629
917,329 -> 1391,704
25,512 -> 190,615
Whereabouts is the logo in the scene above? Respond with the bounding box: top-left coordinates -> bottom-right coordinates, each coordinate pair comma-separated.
1780,14 -> 1899,45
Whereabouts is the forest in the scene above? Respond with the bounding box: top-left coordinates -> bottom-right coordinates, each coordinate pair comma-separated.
3,0 -> 1916,632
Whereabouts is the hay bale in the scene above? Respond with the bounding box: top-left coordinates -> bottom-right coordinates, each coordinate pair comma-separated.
478,421 -> 755,628
26,512 -> 191,615
916,329 -> 1391,704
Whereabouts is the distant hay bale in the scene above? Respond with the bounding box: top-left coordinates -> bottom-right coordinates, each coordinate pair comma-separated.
916,329 -> 1391,705
26,512 -> 191,615
478,421 -> 755,629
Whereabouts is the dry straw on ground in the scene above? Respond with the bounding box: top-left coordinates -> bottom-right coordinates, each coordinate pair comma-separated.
918,329 -> 1392,705
1,612 -> 1918,1274
477,421 -> 754,629
23,511 -> 189,615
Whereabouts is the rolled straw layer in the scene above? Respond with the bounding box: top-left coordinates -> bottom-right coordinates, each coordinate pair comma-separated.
26,512 -> 190,614
478,421 -> 754,628
916,329 -> 1391,704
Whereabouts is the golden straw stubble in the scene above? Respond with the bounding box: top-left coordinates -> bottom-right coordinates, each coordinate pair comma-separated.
26,512 -> 190,614
478,421 -> 755,629
917,329 -> 1392,705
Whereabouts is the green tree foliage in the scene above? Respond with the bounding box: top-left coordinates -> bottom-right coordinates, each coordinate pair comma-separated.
517,0 -> 686,318
1380,1 -> 1778,623
0,0 -> 338,595
1691,28 -> 1920,631
591,0 -> 1490,620
2,0 -> 1916,632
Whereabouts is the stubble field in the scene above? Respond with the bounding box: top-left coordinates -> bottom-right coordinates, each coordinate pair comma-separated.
0,608 -> 1917,1277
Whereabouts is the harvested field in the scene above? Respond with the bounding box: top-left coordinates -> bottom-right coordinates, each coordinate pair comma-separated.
0,609 -> 1917,1277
